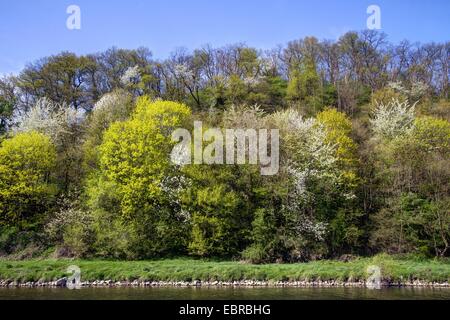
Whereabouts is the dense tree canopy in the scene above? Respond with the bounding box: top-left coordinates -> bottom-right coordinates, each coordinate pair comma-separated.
0,31 -> 448,261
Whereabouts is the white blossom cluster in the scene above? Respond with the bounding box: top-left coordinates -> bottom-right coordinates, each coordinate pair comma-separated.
120,65 -> 141,86
272,110 -> 344,241
15,97 -> 80,142
223,104 -> 266,128
294,218 -> 328,241
370,98 -> 416,139
387,81 -> 406,93
93,90 -> 131,115
287,166 -> 309,199
284,166 -> 328,242
409,82 -> 429,100
272,110 -> 338,175
388,81 -> 428,100
89,91 -> 133,136
173,64 -> 194,80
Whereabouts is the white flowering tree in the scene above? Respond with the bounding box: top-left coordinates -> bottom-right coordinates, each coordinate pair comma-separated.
14,97 -> 85,189
269,109 -> 361,259
270,110 -> 344,252
92,90 -> 133,126
272,109 -> 339,178
120,65 -> 141,86
172,63 -> 203,108
15,97 -> 80,143
370,98 -> 416,139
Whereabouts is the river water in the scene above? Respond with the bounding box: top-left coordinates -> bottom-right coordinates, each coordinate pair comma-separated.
0,287 -> 449,300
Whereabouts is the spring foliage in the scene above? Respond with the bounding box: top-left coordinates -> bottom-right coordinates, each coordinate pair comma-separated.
87,98 -> 192,258
0,37 -> 449,260
0,132 -> 56,227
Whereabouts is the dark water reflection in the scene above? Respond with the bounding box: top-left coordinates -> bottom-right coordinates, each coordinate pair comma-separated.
0,287 -> 449,300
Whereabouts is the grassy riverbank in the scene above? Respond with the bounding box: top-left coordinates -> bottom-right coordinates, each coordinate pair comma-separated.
0,255 -> 448,283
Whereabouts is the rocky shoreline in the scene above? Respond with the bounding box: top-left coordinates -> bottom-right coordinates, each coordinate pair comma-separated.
0,279 -> 448,289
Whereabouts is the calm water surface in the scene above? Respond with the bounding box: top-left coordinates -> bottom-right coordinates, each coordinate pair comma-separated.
0,287 -> 449,300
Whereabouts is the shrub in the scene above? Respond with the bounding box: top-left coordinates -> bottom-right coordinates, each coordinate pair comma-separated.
45,191 -> 94,257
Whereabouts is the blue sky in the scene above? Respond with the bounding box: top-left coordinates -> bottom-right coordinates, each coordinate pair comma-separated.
0,0 -> 449,75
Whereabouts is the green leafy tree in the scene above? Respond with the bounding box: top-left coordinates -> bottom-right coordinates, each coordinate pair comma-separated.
240,109 -> 361,262
242,207 -> 282,263
15,97 -> 84,192
371,193 -> 449,257
89,98 -> 192,258
316,109 -> 363,255
0,132 -> 57,228
18,52 -> 98,111
371,116 -> 450,256
182,165 -> 256,257
82,89 -> 134,173
286,58 -> 322,115
0,97 -> 14,135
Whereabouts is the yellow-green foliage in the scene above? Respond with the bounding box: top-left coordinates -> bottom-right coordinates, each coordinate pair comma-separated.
419,99 -> 450,121
286,59 -> 320,103
85,98 -> 193,258
0,132 -> 57,227
99,97 -> 191,217
389,116 -> 450,170
413,116 -> 450,152
183,176 -> 244,256
371,117 -> 450,256
316,109 -> 359,184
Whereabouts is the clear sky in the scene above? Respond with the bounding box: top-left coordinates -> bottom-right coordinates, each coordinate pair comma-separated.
0,0 -> 449,75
